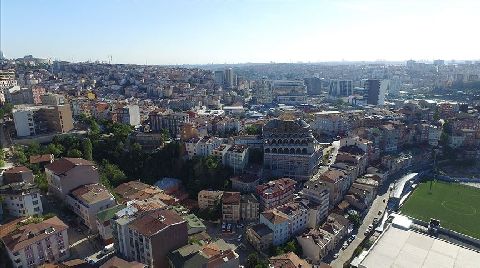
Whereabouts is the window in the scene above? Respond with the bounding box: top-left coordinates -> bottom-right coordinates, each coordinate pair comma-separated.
33,201 -> 38,205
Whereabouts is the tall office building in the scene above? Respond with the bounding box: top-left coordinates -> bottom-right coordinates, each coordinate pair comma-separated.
224,68 -> 234,89
304,77 -> 322,95
365,79 -> 387,106
214,70 -> 224,85
328,80 -> 353,98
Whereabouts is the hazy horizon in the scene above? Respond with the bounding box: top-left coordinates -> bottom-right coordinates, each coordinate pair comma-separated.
2,0 -> 480,65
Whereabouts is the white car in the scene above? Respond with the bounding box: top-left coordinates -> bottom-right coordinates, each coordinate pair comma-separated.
333,253 -> 339,259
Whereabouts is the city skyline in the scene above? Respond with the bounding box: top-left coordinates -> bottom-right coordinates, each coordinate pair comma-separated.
2,0 -> 480,65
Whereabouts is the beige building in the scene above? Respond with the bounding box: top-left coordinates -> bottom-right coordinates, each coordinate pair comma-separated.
240,194 -> 259,222
246,223 -> 273,252
222,192 -> 241,222
66,183 -> 116,231
297,228 -> 334,264
0,216 -> 69,268
198,190 -> 223,210
45,158 -> 100,200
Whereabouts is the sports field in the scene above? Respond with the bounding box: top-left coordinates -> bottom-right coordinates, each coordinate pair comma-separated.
401,180 -> 480,239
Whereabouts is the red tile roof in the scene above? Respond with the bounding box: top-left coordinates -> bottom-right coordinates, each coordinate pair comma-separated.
3,166 -> 32,174
129,209 -> 185,237
45,158 -> 95,175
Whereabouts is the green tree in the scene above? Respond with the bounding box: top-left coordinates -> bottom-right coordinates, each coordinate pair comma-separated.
0,149 -> 5,167
100,160 -> 127,188
34,173 -> 49,193
47,143 -> 64,157
246,253 -> 260,268
67,149 -> 83,158
82,138 -> 93,160
14,148 -> 28,165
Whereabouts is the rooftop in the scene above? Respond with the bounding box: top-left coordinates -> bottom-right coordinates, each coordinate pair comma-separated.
360,225 -> 480,268
70,183 -> 113,205
129,208 -> 185,237
0,216 -> 68,252
45,157 -> 95,175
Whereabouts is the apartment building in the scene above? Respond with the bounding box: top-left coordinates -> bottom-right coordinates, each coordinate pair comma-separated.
197,190 -> 223,210
112,208 -> 188,268
0,216 -> 69,268
149,110 -> 189,137
229,174 -> 260,193
96,205 -> 126,244
112,105 -> 141,126
300,180 -> 330,226
259,210 -> 290,246
168,239 -> 239,268
66,183 -> 116,231
256,178 -> 296,210
246,223 -> 273,252
2,166 -> 34,185
297,228 -> 334,264
240,194 -> 259,222
114,181 -> 175,206
317,168 -> 351,209
185,136 -> 223,158
222,192 -> 241,222
224,145 -> 249,173
263,119 -> 322,181
12,105 -> 73,137
45,158 -> 100,200
0,182 -> 43,217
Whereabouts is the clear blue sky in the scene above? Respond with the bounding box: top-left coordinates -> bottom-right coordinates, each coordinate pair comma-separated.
1,0 -> 479,64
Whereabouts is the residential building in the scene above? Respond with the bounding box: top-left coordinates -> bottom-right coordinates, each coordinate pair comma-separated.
112,105 -> 141,126
0,182 -> 43,217
365,79 -> 387,106
317,168 -> 351,209
45,158 -> 100,200
40,93 -> 66,106
222,192 -> 241,222
246,223 -> 273,252
185,136 -> 223,158
149,110 -> 189,137
112,208 -> 188,268
329,80 -> 353,98
224,145 -> 249,173
312,111 -> 353,137
263,119 -> 322,181
260,209 -> 290,246
12,105 -> 73,137
100,256 -> 145,268
29,154 -> 54,166
66,183 -> 116,231
269,252 -> 312,268
296,228 -> 334,264
168,239 -> 239,268
2,166 -> 34,185
240,194 -> 259,222
96,205 -> 126,244
300,180 -> 330,226
0,216 -> 69,268
114,181 -> 175,206
229,174 -> 260,193
276,202 -> 309,235
197,190 -> 223,210
256,178 -> 296,210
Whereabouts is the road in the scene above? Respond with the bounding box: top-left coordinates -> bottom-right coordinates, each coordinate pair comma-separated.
330,186 -> 391,267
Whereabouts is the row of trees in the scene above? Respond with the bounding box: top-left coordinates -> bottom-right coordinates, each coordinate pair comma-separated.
16,117 -> 233,196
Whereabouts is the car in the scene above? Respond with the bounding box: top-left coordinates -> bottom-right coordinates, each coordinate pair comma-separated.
347,237 -> 354,243
351,234 -> 356,239
378,210 -> 382,215
364,230 -> 370,235
342,243 -> 348,250
333,253 -> 339,259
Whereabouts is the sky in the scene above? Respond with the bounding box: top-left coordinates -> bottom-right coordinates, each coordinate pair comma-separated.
1,0 -> 479,65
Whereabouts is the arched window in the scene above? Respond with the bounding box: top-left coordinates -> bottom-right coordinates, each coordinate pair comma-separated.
295,139 -> 300,144
296,148 -> 301,154
272,148 -> 277,153
278,148 -> 283,154
271,139 -> 276,144
290,139 -> 294,144
302,148 -> 307,154
290,148 -> 295,154
265,148 -> 270,153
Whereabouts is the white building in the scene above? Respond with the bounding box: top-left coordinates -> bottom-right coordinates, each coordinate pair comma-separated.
66,183 -> 116,231
224,145 -> 249,173
260,210 -> 290,246
12,106 -> 37,137
0,182 -> 43,217
0,216 -> 69,268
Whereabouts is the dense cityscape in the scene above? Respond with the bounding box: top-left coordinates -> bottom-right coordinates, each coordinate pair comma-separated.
0,53 -> 479,268
1,0 -> 480,267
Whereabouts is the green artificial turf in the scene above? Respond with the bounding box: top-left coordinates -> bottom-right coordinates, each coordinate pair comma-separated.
401,180 -> 480,239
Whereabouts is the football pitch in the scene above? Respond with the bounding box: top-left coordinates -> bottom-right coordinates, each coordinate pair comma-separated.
400,180 -> 480,239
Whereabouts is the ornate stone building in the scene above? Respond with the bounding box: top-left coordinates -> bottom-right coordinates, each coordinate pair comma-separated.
263,119 -> 322,181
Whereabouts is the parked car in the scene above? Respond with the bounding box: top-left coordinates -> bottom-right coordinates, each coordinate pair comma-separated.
333,253 -> 339,259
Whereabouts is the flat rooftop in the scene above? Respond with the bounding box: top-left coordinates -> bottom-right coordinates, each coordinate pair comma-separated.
359,225 -> 480,268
